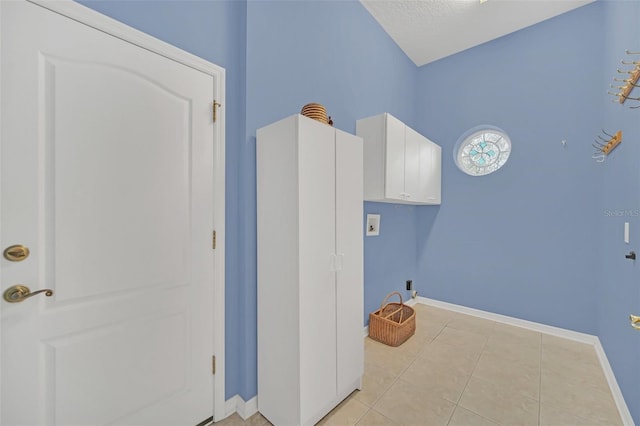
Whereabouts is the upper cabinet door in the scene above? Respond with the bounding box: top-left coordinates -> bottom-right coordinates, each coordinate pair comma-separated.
420,138 -> 442,204
404,125 -> 423,202
384,114 -> 406,200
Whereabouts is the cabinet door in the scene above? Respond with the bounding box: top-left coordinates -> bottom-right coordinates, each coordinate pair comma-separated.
384,114 -> 406,200
297,117 -> 338,424
335,130 -> 364,395
404,126 -> 422,202
419,138 -> 442,204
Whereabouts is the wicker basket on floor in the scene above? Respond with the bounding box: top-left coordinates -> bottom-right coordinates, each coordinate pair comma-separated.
369,291 -> 416,347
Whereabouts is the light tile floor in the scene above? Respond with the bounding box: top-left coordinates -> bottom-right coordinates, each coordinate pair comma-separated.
215,303 -> 624,426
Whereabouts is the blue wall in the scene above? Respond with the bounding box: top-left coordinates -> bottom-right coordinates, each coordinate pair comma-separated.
599,1 -> 640,422
75,0 -> 640,420
413,2 -> 603,334
413,1 -> 639,421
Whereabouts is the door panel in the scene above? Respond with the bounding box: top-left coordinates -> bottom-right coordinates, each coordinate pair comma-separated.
404,126 -> 422,202
297,117 -> 337,424
335,130 -> 364,394
420,139 -> 442,204
46,55 -> 191,302
384,114 -> 405,200
1,2 -> 215,425
46,311 -> 188,425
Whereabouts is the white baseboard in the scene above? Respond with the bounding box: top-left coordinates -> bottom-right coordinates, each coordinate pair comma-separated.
224,394 -> 258,421
409,296 -> 633,426
593,340 -> 635,425
414,296 -> 598,343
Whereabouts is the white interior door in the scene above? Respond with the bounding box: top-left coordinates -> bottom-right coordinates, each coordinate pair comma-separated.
1,1 -> 220,425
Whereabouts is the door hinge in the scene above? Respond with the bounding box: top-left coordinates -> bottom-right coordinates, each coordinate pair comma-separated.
212,355 -> 216,374
213,100 -> 221,123
212,230 -> 216,250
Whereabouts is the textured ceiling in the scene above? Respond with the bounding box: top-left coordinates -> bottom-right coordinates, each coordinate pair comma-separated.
360,0 -> 595,66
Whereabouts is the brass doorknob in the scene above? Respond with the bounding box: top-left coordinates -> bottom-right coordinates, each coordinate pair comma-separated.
3,285 -> 53,303
3,245 -> 30,262
630,314 -> 640,331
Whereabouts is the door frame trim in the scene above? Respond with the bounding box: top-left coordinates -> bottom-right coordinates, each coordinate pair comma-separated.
7,0 -> 227,420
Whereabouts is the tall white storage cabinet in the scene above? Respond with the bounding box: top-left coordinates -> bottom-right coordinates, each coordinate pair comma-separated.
256,115 -> 364,426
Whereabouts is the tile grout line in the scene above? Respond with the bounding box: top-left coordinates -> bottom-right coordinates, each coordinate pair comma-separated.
350,404 -> 369,426
428,316 -> 470,426
358,329 -> 432,414
350,325 -> 431,424
430,320 -> 465,426
446,322 -> 496,426
364,316 -> 451,424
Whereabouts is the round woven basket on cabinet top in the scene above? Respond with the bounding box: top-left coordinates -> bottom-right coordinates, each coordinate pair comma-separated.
301,103 -> 328,124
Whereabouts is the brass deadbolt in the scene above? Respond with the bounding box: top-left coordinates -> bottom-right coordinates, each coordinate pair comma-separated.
3,245 -> 30,262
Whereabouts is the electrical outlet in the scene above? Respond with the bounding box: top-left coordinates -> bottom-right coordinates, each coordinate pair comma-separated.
406,280 -> 413,291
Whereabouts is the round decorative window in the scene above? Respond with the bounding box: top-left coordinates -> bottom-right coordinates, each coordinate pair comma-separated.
454,126 -> 511,176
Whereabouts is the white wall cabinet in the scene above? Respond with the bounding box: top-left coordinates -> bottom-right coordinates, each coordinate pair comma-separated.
356,113 -> 441,205
256,114 -> 364,426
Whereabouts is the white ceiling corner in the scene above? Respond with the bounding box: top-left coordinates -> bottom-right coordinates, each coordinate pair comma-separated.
360,0 -> 595,66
